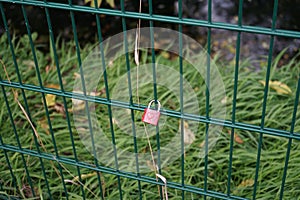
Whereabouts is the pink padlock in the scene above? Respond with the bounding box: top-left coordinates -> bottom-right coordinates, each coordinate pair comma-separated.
142,100 -> 161,126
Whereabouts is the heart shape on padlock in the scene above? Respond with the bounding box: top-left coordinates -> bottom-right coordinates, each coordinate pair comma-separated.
147,112 -> 154,119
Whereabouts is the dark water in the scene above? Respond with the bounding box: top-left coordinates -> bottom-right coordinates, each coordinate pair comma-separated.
1,0 -> 299,66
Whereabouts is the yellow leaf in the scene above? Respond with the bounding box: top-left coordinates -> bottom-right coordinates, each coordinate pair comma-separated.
161,51 -> 171,59
106,0 -> 115,8
72,172 -> 98,182
259,80 -> 292,95
85,0 -> 103,8
259,80 -> 266,86
270,81 -> 292,95
44,84 -> 59,107
238,179 -> 254,188
45,94 -> 56,107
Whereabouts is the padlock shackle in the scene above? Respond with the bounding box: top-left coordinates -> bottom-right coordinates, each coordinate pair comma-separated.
147,100 -> 161,111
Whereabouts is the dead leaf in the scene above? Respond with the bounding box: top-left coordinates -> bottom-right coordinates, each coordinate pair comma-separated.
221,96 -> 228,104
161,51 -> 170,59
44,84 -> 60,107
71,90 -> 101,112
64,179 -> 79,185
38,118 -> 50,135
179,121 -> 195,145
112,117 -> 119,126
85,0 -> 102,7
45,84 -> 60,90
72,172 -> 98,182
70,103 -> 87,113
238,179 -> 254,188
45,65 -> 51,73
73,72 -> 81,79
259,80 -> 292,95
54,103 -> 65,115
227,130 -> 243,144
85,0 -> 115,8
45,94 -> 56,107
106,0 -> 115,7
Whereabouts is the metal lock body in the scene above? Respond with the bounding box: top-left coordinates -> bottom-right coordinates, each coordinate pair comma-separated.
142,100 -> 161,126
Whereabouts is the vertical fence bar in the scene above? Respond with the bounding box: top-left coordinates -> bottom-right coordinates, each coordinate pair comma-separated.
148,0 -> 163,199
0,90 -> 18,194
0,82 -> 36,197
279,74 -> 300,199
252,1 -> 278,199
0,173 -> 2,191
89,0 -> 111,199
119,0 -> 142,199
204,0 -> 212,199
227,0 -> 243,197
20,4 -> 69,199
177,0 -> 185,199
0,4 -> 51,197
43,3 -> 87,199
68,0 -> 120,198
0,0 -> 300,199
0,3 -> 47,198
0,174 -> 2,191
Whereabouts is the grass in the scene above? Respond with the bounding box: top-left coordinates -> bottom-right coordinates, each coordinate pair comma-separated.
0,32 -> 299,200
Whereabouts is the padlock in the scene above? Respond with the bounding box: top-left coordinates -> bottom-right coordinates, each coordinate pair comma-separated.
142,100 -> 161,126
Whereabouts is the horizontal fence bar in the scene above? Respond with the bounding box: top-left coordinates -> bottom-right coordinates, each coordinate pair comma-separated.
0,143 -> 248,200
1,80 -> 299,140
1,0 -> 300,39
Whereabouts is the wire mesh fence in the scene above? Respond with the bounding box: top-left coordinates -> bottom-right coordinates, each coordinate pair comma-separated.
0,0 -> 299,199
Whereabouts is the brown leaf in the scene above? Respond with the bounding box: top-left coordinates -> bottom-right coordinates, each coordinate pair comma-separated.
238,179 -> 254,188
38,118 -> 50,135
45,65 -> 51,73
45,84 -> 60,89
227,130 -> 244,144
54,103 -> 65,115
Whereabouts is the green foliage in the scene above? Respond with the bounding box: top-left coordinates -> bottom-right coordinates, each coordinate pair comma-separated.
0,33 -> 299,199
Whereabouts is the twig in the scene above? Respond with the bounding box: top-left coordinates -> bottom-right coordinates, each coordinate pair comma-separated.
0,59 -> 45,149
0,59 -> 61,177
58,161 -> 100,199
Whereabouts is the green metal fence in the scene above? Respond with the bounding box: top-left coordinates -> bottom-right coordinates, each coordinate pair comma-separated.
0,0 -> 300,199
